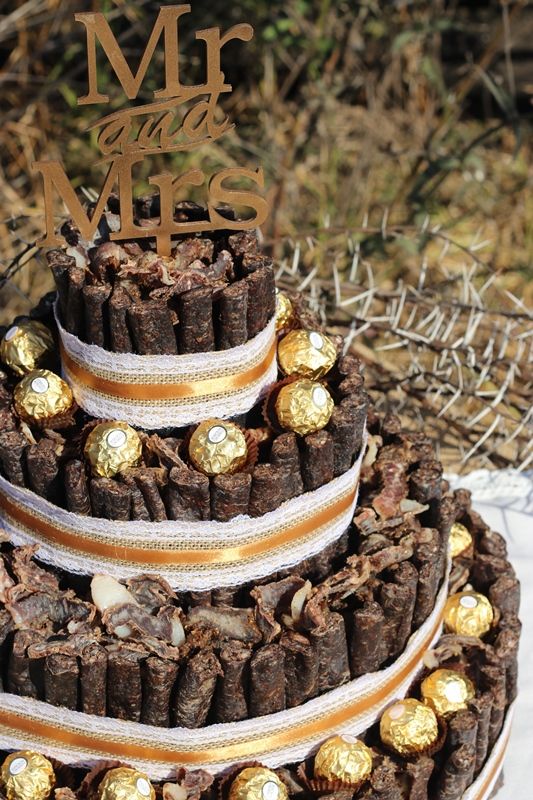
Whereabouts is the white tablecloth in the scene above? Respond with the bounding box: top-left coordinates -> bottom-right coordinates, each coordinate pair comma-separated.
447,470 -> 533,800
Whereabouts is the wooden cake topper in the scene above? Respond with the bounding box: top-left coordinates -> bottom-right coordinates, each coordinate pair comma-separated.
33,5 -> 269,255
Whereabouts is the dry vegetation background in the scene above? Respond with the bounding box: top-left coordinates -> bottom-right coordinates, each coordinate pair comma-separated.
0,0 -> 531,471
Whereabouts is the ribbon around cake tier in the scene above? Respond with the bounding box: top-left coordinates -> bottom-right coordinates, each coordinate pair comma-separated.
0,434 -> 366,591
55,304 -> 278,429
0,571 -> 452,778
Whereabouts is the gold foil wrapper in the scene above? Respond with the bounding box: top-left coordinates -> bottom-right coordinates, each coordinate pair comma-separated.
188,419 -> 248,476
228,767 -> 288,800
449,522 -> 473,559
278,330 -> 336,379
443,591 -> 494,638
275,291 -> 295,333
0,321 -> 54,377
421,669 -> 475,718
13,369 -> 73,423
1,751 -> 55,800
97,768 -> 155,800
275,379 -> 334,436
380,699 -> 439,757
84,421 -> 142,478
314,735 -> 373,786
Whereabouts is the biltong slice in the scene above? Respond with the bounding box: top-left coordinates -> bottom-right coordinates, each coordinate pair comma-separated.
248,643 -> 285,717
215,641 -> 251,723
141,656 -> 179,727
174,650 -> 221,728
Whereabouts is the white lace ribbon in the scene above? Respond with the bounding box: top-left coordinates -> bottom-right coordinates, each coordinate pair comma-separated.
0,571 -> 448,779
0,439 -> 365,591
56,305 -> 278,429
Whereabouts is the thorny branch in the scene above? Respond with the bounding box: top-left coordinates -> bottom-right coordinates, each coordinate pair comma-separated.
276,224 -> 532,473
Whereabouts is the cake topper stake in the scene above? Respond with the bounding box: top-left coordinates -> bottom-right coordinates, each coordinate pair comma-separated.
33,5 -> 268,255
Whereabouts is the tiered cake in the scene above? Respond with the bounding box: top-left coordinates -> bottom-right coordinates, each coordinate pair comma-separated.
0,206 -> 520,800
0,7 -> 520,800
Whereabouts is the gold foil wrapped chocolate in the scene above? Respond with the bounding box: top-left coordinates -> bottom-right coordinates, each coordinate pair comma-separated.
275,379 -> 334,436
449,522 -> 473,559
380,699 -> 439,757
278,330 -> 336,380
97,768 -> 155,800
275,290 -> 295,333
443,591 -> 494,638
84,421 -> 142,478
228,767 -> 288,800
0,321 -> 54,377
188,419 -> 248,476
13,369 -> 73,424
0,751 -> 55,800
421,669 -> 475,718
314,734 -> 373,786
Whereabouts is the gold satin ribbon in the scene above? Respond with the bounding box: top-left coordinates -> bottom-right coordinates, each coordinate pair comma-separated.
61,339 -> 277,401
0,605 -> 444,765
0,481 -> 357,566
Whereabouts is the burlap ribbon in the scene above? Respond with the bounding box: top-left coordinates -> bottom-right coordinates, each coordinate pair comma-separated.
0,438 -> 365,591
56,306 -> 278,429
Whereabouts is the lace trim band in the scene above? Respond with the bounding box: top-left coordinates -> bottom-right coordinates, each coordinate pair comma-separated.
0,437 -> 365,591
56,305 -> 278,429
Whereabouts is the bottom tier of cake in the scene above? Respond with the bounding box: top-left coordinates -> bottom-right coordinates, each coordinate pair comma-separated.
0,702 -> 514,799
0,493 -> 520,800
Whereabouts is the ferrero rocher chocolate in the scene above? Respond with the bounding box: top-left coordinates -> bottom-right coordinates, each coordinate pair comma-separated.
275,379 -> 334,436
0,321 -> 54,377
314,734 -> 373,786
275,290 -> 295,333
443,591 -> 494,638
278,330 -> 336,379
188,419 -> 248,476
84,421 -> 142,478
13,369 -> 73,424
380,699 -> 439,757
449,522 -> 473,559
97,767 -> 155,800
228,767 -> 288,800
1,751 -> 55,800
421,669 -> 475,718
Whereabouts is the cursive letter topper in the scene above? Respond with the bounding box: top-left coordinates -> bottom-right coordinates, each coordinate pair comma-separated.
33,5 -> 269,255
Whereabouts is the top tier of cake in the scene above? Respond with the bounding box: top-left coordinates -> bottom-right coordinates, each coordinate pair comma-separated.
49,199 -> 276,357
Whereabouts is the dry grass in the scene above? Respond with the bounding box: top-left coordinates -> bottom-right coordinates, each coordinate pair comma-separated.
0,0 -> 531,470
